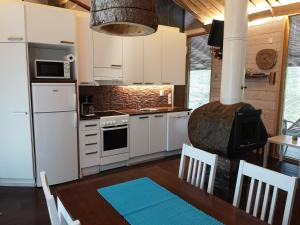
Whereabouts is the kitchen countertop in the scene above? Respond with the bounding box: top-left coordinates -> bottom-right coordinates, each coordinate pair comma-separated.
80,107 -> 191,120
119,107 -> 191,116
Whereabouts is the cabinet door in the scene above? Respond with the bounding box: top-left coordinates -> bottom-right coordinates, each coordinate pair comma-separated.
0,43 -> 33,182
144,31 -> 162,85
123,36 -> 144,85
76,12 -> 94,85
0,3 -> 25,43
93,31 -> 123,68
167,112 -> 190,151
162,30 -> 187,85
130,116 -> 149,158
150,114 -> 167,153
26,3 -> 76,45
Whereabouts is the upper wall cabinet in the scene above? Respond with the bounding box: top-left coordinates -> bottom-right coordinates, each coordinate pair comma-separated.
162,27 -> 187,85
123,36 -> 144,85
143,30 -> 162,85
93,31 -> 123,81
0,3 -> 26,43
76,12 -> 94,85
26,3 -> 76,45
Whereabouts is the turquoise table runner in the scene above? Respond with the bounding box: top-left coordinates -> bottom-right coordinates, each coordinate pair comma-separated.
97,177 -> 223,225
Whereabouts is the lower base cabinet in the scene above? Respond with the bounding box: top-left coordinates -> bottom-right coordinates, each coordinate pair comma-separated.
79,120 -> 101,169
130,113 -> 167,158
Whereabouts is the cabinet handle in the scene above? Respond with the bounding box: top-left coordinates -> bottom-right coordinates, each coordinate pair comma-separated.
111,65 -> 122,68
132,82 -> 143,85
145,82 -> 154,85
85,133 -> 98,137
60,40 -> 74,44
8,36 -> 23,41
139,116 -> 149,119
154,115 -> 164,118
85,124 -> 97,127
85,142 -> 98,146
162,82 -> 171,85
85,151 -> 98,155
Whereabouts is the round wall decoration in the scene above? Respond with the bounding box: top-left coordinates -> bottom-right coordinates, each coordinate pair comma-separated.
90,0 -> 158,37
256,49 -> 277,70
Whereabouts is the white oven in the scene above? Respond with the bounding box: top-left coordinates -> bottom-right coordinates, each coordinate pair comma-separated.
100,114 -> 129,157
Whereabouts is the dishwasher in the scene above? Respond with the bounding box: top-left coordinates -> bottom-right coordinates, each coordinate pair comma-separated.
167,111 -> 191,151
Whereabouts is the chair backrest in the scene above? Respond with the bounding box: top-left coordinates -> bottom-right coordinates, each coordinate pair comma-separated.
178,144 -> 218,194
233,160 -> 297,225
40,171 -> 81,225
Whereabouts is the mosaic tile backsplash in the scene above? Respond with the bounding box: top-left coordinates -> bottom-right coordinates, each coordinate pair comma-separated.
79,85 -> 173,111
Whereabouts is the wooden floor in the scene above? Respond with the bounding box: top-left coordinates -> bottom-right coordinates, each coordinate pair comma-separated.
0,154 -> 299,225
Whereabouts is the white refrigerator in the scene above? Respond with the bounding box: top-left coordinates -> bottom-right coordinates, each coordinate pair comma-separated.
32,83 -> 78,187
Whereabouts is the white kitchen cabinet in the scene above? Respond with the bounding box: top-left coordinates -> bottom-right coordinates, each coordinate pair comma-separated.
26,3 -> 76,45
162,28 -> 187,85
76,12 -> 94,85
123,36 -> 144,85
0,3 -> 26,43
0,43 -> 34,186
149,114 -> 167,153
79,120 -> 101,169
93,31 -> 123,80
167,111 -> 191,151
143,30 -> 162,85
130,115 -> 150,158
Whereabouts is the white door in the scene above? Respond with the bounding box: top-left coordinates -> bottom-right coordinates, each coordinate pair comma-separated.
167,112 -> 190,151
0,43 -> 34,182
150,114 -> 167,153
0,3 -> 26,43
162,30 -> 187,85
76,12 -> 94,85
26,3 -> 76,45
130,115 -> 150,158
32,83 -> 76,113
34,111 -> 78,186
123,36 -> 144,85
93,31 -> 123,68
144,31 -> 162,85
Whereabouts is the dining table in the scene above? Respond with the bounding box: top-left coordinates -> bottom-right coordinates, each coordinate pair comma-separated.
56,165 -> 266,225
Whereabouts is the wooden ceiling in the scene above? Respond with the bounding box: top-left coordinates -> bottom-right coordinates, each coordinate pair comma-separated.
174,0 -> 300,25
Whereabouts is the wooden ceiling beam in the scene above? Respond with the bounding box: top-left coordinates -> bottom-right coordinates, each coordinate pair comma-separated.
174,0 -> 207,24
188,0 -> 215,22
272,2 -> 300,17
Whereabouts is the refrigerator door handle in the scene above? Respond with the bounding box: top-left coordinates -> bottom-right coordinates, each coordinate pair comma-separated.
73,112 -> 78,128
73,93 -> 77,110
13,111 -> 29,115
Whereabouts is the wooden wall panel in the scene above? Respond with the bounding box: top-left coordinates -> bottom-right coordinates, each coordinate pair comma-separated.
209,17 -> 286,135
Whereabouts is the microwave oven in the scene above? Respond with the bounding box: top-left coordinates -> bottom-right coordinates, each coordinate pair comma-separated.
35,59 -> 71,79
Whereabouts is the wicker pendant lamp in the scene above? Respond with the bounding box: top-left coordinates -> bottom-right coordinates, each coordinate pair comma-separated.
90,0 -> 158,36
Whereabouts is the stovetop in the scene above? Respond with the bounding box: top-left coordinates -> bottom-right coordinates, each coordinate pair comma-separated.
95,110 -> 126,117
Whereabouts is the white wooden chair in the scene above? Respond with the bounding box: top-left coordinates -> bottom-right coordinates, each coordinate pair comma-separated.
40,171 -> 80,225
178,144 -> 218,194
233,160 -> 297,225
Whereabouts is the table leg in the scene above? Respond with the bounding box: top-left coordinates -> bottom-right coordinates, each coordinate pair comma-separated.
263,142 -> 269,167
298,161 -> 300,178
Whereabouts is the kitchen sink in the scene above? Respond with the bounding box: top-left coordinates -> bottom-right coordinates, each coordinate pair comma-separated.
139,108 -> 159,112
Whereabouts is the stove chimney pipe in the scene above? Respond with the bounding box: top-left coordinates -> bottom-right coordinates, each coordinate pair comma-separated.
220,0 -> 248,105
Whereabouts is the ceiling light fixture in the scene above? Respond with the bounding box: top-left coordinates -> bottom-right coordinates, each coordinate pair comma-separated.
90,0 -> 158,36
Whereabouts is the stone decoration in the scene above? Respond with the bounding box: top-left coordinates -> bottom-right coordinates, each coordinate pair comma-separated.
79,85 -> 172,111
91,0 -> 158,36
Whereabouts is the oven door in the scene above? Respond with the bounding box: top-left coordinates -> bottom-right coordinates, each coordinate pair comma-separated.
101,125 -> 128,157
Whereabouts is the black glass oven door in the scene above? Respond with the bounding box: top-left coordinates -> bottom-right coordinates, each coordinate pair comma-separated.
102,127 -> 128,151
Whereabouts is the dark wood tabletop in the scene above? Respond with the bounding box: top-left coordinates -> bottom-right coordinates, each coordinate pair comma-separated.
56,166 -> 266,225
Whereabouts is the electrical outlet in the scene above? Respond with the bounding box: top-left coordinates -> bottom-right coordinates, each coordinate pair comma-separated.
168,93 -> 172,104
159,90 -> 164,96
